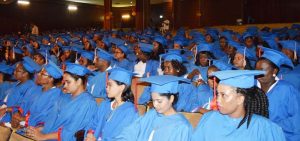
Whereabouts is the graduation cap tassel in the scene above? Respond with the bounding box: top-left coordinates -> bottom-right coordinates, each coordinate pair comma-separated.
12,47 -> 16,60
294,42 -> 297,61
25,111 -> 30,128
45,50 -> 48,64
210,77 -> 218,110
134,81 -> 138,112
243,47 -> 246,67
58,127 -> 63,141
105,72 -> 108,96
194,45 -> 197,63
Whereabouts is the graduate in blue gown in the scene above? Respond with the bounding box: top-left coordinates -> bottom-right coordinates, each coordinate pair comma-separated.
26,63 -> 97,141
0,63 -> 16,105
87,48 -> 114,98
187,43 -> 215,83
112,44 -> 133,71
115,75 -> 193,141
232,45 -> 256,70
85,67 -> 139,141
256,47 -> 300,141
0,57 -> 41,123
12,60 -> 63,129
133,42 -> 159,77
139,53 -> 197,112
192,70 -> 286,141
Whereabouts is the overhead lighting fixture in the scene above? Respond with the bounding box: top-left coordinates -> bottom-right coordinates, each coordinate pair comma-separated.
159,15 -> 163,19
130,1 -> 133,3
17,0 -> 30,5
68,5 -> 77,11
122,14 -> 130,19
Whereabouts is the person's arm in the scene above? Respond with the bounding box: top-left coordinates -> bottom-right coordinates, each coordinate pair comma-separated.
27,126 -> 58,140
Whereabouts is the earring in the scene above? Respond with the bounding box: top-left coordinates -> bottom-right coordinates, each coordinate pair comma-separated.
176,70 -> 180,72
272,74 -> 276,77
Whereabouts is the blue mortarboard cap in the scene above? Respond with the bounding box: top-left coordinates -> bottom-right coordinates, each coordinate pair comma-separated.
212,70 -> 265,88
140,75 -> 190,93
44,60 -> 63,79
0,64 -> 14,75
14,47 -> 23,55
167,49 -> 182,55
212,60 -> 233,70
23,44 -> 34,54
153,36 -> 167,46
242,32 -> 253,40
62,46 -> 71,52
236,46 -> 257,61
220,31 -> 233,41
116,44 -> 129,54
279,40 -> 298,52
161,53 -> 183,63
174,40 -> 184,47
96,48 -> 114,62
197,43 -> 212,53
260,47 -> 294,68
88,40 -> 96,48
22,56 -> 41,73
228,40 -> 241,49
65,63 -> 91,76
139,42 -> 153,53
110,38 -> 125,46
108,67 -> 135,85
262,37 -> 279,51
80,51 -> 94,61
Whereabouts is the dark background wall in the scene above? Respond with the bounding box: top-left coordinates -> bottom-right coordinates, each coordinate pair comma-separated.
1,0 -> 300,34
0,0 -> 103,34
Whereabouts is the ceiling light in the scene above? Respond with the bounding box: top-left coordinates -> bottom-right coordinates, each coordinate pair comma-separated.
17,0 -> 30,5
122,14 -> 130,19
68,5 -> 77,11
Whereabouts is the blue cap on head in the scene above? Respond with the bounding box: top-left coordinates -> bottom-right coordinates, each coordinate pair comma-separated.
197,43 -> 212,53
279,40 -> 298,53
80,51 -> 94,61
153,36 -> 167,46
140,75 -> 190,93
212,60 -> 233,70
0,64 -> 14,75
139,42 -> 153,53
14,47 -> 23,55
108,67 -> 135,86
65,63 -> 91,76
116,44 -> 129,54
211,70 -> 265,88
110,38 -> 125,46
161,53 -> 183,63
44,60 -> 63,79
96,48 -> 114,62
23,44 -> 34,54
236,46 -> 257,61
260,47 -> 294,68
22,56 -> 41,73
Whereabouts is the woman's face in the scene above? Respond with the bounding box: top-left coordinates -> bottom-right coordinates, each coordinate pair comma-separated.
78,57 -> 88,67
63,73 -> 82,94
153,41 -> 160,51
163,61 -> 178,76
151,92 -> 173,114
135,48 -> 148,62
217,84 -> 244,116
114,47 -> 125,60
226,46 -> 236,56
219,38 -> 228,49
33,54 -> 45,65
13,63 -> 26,81
205,35 -> 213,43
63,50 -> 71,59
255,60 -> 276,84
37,68 -> 52,85
281,48 -> 294,60
244,37 -> 254,47
173,43 -> 181,49
207,67 -> 219,88
233,53 -> 245,69
199,53 -> 209,67
106,79 -> 124,99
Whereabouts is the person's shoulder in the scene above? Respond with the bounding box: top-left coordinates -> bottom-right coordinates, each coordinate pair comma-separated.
250,114 -> 282,130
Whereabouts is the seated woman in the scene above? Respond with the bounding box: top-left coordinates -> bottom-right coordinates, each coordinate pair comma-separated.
133,42 -> 159,78
112,44 -> 133,71
256,47 -> 300,141
232,45 -> 256,70
139,53 -> 197,112
192,70 -> 285,141
25,63 -> 97,141
85,67 -> 139,141
11,60 -> 63,130
115,75 -> 193,141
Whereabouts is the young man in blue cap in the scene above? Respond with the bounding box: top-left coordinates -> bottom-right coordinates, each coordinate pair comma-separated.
192,70 -> 285,141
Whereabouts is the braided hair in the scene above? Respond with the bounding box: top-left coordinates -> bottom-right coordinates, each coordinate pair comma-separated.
161,60 -> 187,77
236,86 -> 269,128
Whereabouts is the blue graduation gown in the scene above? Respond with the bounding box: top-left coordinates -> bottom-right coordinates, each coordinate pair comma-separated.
189,84 -> 213,111
18,85 -> 43,116
192,66 -> 209,83
115,109 -> 192,141
192,111 -> 286,141
266,80 -> 300,141
87,71 -> 108,98
86,100 -> 139,140
112,59 -> 133,71
1,80 -> 36,122
0,81 -> 16,105
42,92 -> 97,141
142,60 -> 159,77
138,82 -> 197,112
27,87 -> 62,126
